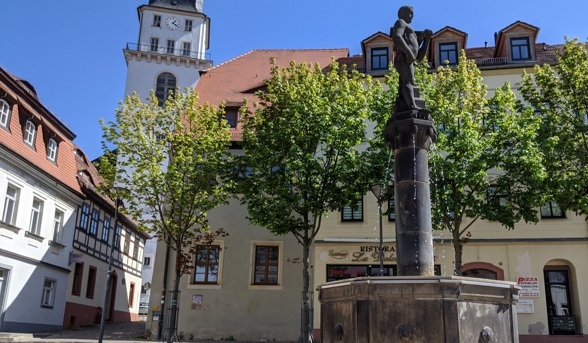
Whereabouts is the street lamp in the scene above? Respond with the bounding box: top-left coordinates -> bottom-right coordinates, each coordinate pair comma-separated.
370,184 -> 387,276
98,186 -> 128,343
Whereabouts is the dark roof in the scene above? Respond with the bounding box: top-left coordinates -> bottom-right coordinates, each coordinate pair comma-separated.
148,0 -> 202,13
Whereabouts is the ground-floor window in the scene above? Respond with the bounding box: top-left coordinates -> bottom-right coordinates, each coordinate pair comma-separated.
326,264 -> 441,282
254,245 -> 279,285
544,266 -> 577,335
194,245 -> 220,284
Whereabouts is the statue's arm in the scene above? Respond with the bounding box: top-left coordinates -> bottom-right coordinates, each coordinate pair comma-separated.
415,29 -> 433,62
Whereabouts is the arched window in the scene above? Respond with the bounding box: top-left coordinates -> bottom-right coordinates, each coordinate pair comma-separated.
461,262 -> 504,280
24,120 -> 36,147
544,262 -> 577,335
0,100 -> 10,129
156,73 -> 176,106
47,138 -> 58,162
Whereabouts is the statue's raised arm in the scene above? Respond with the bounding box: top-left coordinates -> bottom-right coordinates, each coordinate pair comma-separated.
390,6 -> 432,112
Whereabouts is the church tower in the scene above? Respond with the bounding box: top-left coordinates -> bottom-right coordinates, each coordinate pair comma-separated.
123,0 -> 211,104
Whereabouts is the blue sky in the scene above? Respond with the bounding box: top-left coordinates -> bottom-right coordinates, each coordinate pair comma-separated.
1,0 -> 586,159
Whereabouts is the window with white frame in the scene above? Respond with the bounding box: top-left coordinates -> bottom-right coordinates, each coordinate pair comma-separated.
166,39 -> 175,54
23,120 -> 36,147
185,19 -> 193,31
41,278 -> 56,307
89,208 -> 99,236
52,209 -> 64,242
47,138 -> 58,162
101,216 -> 111,242
0,99 -> 10,129
2,184 -> 19,225
150,37 -> 159,52
182,42 -> 191,56
29,197 -> 44,235
79,203 -> 90,230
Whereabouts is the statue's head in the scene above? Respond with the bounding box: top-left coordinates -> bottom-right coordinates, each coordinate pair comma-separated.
398,6 -> 414,23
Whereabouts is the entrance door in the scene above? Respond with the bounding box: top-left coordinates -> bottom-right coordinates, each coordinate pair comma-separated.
544,268 -> 576,335
0,269 -> 7,330
105,272 -> 118,322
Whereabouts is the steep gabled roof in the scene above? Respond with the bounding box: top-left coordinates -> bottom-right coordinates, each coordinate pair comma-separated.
195,48 -> 349,141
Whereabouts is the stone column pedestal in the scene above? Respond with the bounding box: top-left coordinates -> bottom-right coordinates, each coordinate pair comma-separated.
318,276 -> 520,343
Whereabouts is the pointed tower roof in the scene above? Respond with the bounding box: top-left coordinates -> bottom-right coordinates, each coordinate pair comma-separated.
148,0 -> 203,13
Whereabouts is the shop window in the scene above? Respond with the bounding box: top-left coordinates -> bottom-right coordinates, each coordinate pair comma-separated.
194,245 -> 220,284
541,201 -> 565,219
511,37 -> 531,61
439,42 -> 458,65
371,47 -> 389,70
462,262 -> 504,280
86,266 -> 96,299
544,267 -> 577,335
72,263 -> 83,296
342,197 -> 363,222
253,245 -> 279,285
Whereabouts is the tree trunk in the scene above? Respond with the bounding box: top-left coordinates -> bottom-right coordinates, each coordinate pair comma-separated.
452,229 -> 463,276
299,240 -> 315,343
167,250 -> 182,343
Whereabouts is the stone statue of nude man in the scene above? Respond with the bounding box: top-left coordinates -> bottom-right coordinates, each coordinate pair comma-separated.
391,6 -> 432,112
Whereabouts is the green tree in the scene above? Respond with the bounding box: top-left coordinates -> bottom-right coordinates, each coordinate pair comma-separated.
424,52 -> 546,274
520,39 -> 588,215
99,89 -> 232,343
239,60 -> 381,343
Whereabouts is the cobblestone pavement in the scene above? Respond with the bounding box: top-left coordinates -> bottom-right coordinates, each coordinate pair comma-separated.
29,321 -> 297,343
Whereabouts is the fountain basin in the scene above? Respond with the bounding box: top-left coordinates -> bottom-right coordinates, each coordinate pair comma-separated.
318,276 -> 520,343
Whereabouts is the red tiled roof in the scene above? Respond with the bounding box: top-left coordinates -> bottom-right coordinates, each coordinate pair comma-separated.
0,68 -> 82,196
195,49 -> 349,141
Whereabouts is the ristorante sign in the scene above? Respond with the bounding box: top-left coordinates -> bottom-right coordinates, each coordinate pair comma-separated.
327,245 -> 396,262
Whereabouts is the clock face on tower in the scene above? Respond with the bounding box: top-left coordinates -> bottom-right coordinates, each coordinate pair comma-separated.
166,17 -> 180,30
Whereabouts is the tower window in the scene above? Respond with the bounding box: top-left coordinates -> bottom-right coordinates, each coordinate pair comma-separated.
185,20 -> 193,31
166,40 -> 175,54
156,73 -> 177,106
150,38 -> 159,52
182,42 -> 191,56
153,15 -> 161,27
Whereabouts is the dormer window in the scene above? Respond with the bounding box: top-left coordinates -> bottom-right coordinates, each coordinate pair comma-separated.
439,42 -> 458,65
0,100 -> 10,129
511,37 -> 531,61
24,120 -> 36,147
223,108 -> 238,128
371,48 -> 389,71
47,138 -> 58,162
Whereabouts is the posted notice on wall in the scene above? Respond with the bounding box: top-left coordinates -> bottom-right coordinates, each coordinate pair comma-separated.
517,300 -> 535,313
517,277 -> 540,297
